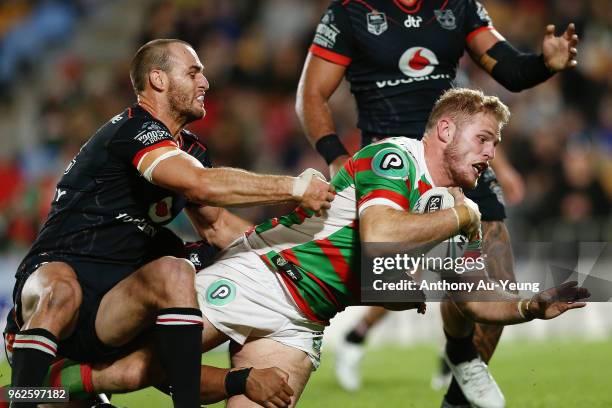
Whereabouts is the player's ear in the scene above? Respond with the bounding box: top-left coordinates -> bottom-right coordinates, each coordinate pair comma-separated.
436,117 -> 455,144
149,69 -> 167,92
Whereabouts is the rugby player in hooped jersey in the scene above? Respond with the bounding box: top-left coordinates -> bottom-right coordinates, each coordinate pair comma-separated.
6,39 -> 333,408
297,0 -> 579,405
70,89 -> 589,408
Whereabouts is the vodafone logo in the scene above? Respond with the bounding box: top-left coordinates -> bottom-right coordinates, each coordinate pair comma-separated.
398,47 -> 438,77
149,196 -> 173,223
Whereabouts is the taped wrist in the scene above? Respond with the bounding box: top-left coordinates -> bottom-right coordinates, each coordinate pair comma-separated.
484,41 -> 554,92
453,205 -> 472,230
315,134 -> 349,164
225,367 -> 252,397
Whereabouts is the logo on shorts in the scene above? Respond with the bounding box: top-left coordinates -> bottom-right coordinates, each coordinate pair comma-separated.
398,47 -> 439,77
372,147 -> 410,180
206,279 -> 236,306
434,9 -> 456,30
367,12 -> 388,35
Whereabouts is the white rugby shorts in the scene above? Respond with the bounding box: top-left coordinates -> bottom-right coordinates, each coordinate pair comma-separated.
195,236 -> 325,369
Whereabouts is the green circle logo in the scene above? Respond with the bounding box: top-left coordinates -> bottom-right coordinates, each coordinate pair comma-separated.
372,147 -> 409,180
206,279 -> 236,306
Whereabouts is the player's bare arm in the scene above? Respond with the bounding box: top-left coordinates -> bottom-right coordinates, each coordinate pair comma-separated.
296,53 -> 349,176
450,281 -> 590,326
185,205 -> 252,249
137,146 -> 334,211
360,192 -> 480,245
468,24 -> 578,92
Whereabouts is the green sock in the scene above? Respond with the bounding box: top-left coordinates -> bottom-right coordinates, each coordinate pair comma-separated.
42,358 -> 95,400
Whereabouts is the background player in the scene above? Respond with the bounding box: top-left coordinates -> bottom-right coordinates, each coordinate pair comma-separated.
296,1 -> 578,405
7,39 -> 333,408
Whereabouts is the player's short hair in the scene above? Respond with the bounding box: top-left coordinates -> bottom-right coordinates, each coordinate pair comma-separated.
424,88 -> 511,134
130,38 -> 193,94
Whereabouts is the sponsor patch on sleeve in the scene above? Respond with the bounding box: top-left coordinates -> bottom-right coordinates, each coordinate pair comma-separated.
134,121 -> 173,146
371,147 -> 410,180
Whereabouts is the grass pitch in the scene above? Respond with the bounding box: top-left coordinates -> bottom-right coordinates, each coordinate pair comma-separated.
1,339 -> 610,407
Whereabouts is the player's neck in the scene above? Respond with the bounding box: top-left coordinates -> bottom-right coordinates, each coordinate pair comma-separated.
136,96 -> 184,137
422,138 -> 453,187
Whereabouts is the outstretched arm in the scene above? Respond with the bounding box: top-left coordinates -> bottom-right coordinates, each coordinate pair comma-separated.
468,24 -> 578,92
139,147 -> 335,212
450,281 -> 590,325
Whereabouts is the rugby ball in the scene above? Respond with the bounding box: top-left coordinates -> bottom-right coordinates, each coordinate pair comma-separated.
412,187 -> 468,272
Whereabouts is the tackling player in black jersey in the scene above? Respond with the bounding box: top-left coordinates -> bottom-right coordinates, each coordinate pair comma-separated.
296,1 -> 578,407
7,39 -> 333,408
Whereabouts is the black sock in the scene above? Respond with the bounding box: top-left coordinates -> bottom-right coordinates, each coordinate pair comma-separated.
155,308 -> 203,408
345,322 -> 370,344
11,328 -> 58,407
444,330 -> 478,365
445,377 -> 469,405
444,330 -> 477,405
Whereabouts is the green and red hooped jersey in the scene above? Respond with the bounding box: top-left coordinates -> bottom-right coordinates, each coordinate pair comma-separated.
248,138 -> 434,323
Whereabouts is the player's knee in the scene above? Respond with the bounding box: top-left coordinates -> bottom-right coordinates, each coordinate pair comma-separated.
40,278 -> 82,318
155,256 -> 196,296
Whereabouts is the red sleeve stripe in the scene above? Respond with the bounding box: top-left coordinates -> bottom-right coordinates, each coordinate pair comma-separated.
344,159 -> 355,179
358,189 -> 410,211
131,140 -> 178,168
309,44 -> 352,67
353,157 -> 373,174
466,25 -> 494,44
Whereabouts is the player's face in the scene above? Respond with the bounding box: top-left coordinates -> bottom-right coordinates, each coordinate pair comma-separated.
444,112 -> 500,189
166,44 -> 209,123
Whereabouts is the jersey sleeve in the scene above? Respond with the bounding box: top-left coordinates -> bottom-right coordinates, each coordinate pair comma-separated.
180,130 -> 212,169
353,143 -> 418,216
309,0 -> 354,66
465,0 -> 495,43
109,119 -> 178,169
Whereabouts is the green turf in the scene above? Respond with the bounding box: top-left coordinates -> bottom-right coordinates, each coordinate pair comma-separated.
1,339 -> 611,407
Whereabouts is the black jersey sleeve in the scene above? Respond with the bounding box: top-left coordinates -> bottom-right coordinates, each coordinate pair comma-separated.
465,0 -> 494,42
180,130 -> 212,168
108,119 -> 178,169
309,0 -> 354,66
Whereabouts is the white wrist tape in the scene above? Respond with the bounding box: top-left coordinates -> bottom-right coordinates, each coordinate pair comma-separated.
141,149 -> 182,183
517,299 -> 527,319
292,168 -> 326,198
450,207 -> 461,234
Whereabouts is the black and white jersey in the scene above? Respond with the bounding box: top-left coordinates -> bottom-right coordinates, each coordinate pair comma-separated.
310,0 -> 493,138
18,105 -> 211,273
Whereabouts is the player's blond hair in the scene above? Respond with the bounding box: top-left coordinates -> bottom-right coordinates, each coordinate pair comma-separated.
424,88 -> 510,134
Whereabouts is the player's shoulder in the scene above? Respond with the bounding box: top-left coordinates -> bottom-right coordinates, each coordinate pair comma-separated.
109,105 -> 173,142
353,137 -> 422,181
179,129 -> 212,167
179,128 -> 201,145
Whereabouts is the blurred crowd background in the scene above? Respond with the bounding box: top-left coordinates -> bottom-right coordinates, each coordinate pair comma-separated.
0,0 -> 610,256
